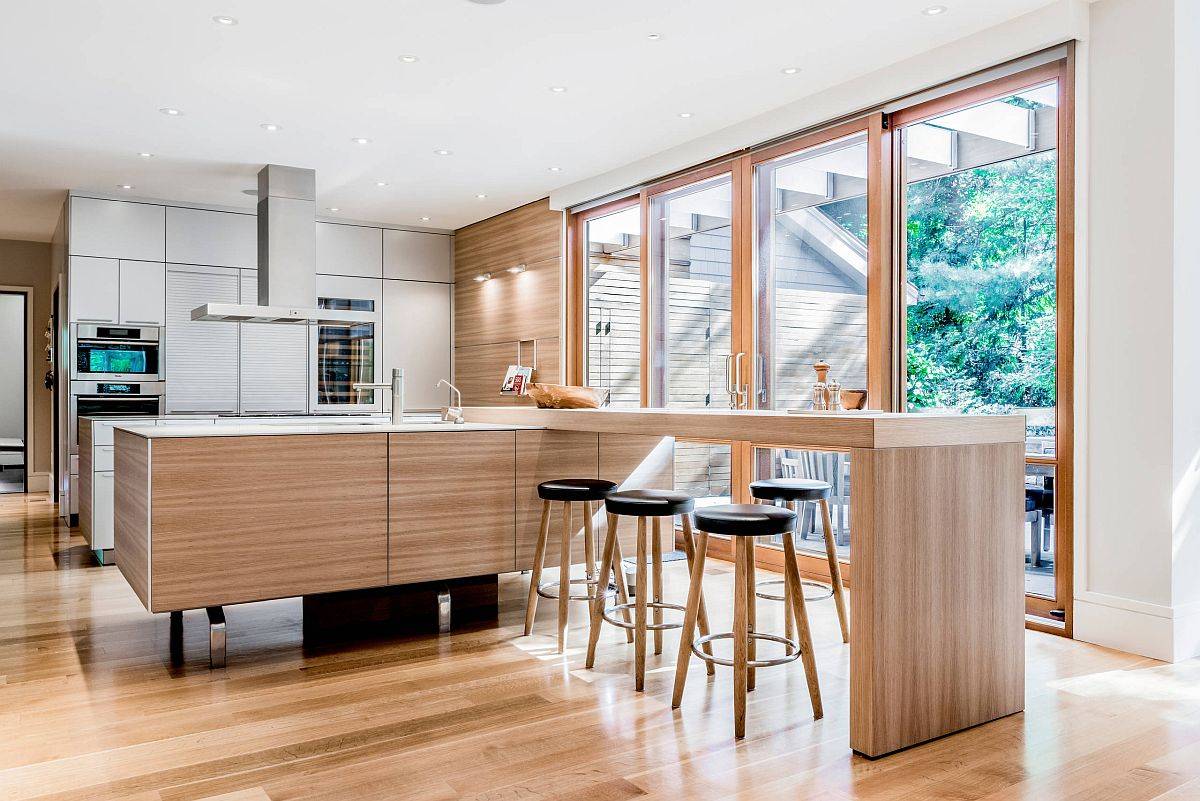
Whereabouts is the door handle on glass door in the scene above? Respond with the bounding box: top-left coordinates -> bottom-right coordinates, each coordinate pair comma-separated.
734,352 -> 748,409
725,353 -> 737,408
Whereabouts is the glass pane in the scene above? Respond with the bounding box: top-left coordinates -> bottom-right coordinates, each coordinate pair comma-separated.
755,132 -> 869,411
1025,462 -> 1056,598
317,296 -> 376,405
649,174 -> 733,410
903,82 -> 1058,455
753,446 -> 851,558
584,205 -> 641,407
675,442 -> 732,508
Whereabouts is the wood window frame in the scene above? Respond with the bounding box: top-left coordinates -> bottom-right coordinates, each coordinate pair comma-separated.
565,48 -> 1076,636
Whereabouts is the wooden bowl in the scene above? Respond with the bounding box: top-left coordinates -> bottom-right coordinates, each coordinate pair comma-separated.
526,384 -> 610,409
842,389 -> 867,410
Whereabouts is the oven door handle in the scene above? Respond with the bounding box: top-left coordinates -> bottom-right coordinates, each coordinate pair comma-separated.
75,396 -> 161,402
77,338 -> 160,345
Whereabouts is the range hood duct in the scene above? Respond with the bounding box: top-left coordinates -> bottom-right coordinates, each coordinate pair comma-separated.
191,164 -> 372,324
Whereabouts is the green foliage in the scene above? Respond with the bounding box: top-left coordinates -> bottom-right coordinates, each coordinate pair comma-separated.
905,151 -> 1057,414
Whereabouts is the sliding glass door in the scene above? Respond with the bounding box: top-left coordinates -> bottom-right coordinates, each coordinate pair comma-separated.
581,201 -> 642,407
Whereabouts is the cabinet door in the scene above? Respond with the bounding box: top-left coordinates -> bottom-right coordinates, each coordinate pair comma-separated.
239,269 -> 308,412
383,230 -> 452,283
118,260 -> 166,325
389,431 -> 516,582
69,197 -> 165,261
165,207 -> 257,268
382,280 -> 451,411
165,265 -> 239,413
92,471 -> 115,551
317,222 -> 383,278
69,256 -> 120,323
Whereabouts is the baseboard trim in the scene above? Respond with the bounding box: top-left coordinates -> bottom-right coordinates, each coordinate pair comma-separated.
1074,597 -> 1200,662
28,471 -> 50,492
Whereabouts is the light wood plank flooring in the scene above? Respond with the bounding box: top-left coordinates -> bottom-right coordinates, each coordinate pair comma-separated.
2,493 -> 1197,800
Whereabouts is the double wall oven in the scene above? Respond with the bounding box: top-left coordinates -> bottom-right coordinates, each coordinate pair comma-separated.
69,324 -> 165,452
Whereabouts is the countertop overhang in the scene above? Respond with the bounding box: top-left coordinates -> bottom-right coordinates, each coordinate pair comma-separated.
115,421 -> 545,438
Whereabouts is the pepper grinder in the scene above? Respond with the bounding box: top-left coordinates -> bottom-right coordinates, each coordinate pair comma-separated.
827,376 -> 843,412
811,381 -> 828,411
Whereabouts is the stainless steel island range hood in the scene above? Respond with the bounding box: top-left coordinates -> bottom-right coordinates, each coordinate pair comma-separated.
191,164 -> 373,324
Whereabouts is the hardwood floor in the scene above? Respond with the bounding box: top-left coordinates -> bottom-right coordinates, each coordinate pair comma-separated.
2,493 -> 1197,800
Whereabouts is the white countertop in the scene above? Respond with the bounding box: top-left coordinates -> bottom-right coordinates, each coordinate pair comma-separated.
115,421 -> 545,438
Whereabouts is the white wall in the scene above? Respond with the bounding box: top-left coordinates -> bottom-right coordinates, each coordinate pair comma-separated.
0,293 -> 25,440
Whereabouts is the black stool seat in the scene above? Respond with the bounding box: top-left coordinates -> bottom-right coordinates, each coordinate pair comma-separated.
537,478 -> 617,502
749,478 -> 832,502
694,504 -> 796,537
605,488 -> 694,517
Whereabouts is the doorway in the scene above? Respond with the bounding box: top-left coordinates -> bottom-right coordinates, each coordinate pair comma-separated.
0,290 -> 28,493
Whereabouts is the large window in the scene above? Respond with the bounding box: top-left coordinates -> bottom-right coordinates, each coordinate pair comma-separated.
583,204 -> 641,407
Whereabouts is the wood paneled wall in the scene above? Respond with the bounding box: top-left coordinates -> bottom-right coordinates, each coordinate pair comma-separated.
453,199 -> 563,405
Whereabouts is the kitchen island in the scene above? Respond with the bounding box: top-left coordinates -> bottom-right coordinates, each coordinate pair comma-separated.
113,408 -> 1024,759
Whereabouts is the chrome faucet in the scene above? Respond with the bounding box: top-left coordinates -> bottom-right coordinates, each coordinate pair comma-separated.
353,368 -> 405,425
436,379 -> 464,424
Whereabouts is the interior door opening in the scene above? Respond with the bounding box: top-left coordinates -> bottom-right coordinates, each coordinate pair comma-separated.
0,291 -> 28,494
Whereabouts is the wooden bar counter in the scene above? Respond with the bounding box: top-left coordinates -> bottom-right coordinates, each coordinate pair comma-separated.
113,407 -> 1024,759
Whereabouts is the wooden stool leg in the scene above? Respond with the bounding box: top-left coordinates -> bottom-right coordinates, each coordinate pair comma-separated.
611,529 -> 634,643
680,513 -> 714,675
671,530 -> 709,709
524,500 -> 552,636
733,537 -> 750,739
582,501 -> 596,587
819,498 -> 850,644
746,536 -> 758,691
783,530 -> 823,719
586,512 -> 620,669
784,501 -> 797,655
557,501 -> 572,654
634,516 -> 648,691
652,516 -> 665,656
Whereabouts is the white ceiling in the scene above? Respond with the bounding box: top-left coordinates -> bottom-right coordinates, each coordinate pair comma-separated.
0,0 -> 1055,242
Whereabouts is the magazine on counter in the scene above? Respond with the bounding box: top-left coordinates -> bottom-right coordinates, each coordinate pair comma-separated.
500,365 -> 533,395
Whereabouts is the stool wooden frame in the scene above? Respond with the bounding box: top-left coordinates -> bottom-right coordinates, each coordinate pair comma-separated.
587,511 -> 714,691
524,499 -> 633,653
672,524 -> 823,739
757,495 -> 850,647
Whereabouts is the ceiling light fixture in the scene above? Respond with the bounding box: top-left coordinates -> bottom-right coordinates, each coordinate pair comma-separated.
549,86 -> 567,93
647,32 -> 663,40
468,0 -> 506,5
212,15 -> 238,25
476,193 -> 487,199
117,184 -> 134,190
474,272 -> 493,282
507,264 -> 527,274
781,66 -> 800,75
328,207 -> 340,212
433,148 -> 453,156
398,54 -> 419,63
678,112 -> 693,118
375,181 -> 389,187
138,152 -> 154,158
260,123 -> 281,131
548,166 -> 562,173
351,137 -> 371,145
922,5 -> 948,15
159,107 -> 183,116
420,216 -> 431,222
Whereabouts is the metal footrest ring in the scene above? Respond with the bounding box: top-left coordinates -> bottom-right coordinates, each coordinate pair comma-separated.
537,577 -> 615,603
690,631 -> 802,669
754,577 -> 834,603
601,600 -> 686,631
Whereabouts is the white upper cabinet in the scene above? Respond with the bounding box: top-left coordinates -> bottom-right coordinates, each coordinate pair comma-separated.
316,222 -> 383,278
165,207 -> 257,268
69,256 -> 120,323
118,260 -> 166,326
69,198 -> 165,261
383,230 -> 452,283
382,280 -> 452,411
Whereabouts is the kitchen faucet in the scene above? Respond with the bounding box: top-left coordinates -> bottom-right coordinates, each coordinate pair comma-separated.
353,368 -> 405,425
436,379 -> 464,423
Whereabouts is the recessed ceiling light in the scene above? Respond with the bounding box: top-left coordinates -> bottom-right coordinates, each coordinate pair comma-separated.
212,15 -> 238,25
138,152 -> 154,158
117,184 -> 134,190
399,54 -> 419,63
433,148 -> 453,156
351,137 -> 371,145
468,0 -> 506,4
476,193 -> 487,199
375,181 -> 389,187
327,207 -> 340,212
420,215 -> 431,222
647,33 -> 663,40
260,123 -> 281,131
922,5 -> 948,15
549,86 -> 567,93
159,107 -> 183,116
781,66 -> 801,75
548,166 -> 562,173
678,112 -> 693,118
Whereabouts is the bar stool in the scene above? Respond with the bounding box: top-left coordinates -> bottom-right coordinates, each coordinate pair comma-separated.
585,489 -> 714,691
524,478 -> 625,653
749,478 -> 849,645
672,503 -> 822,739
